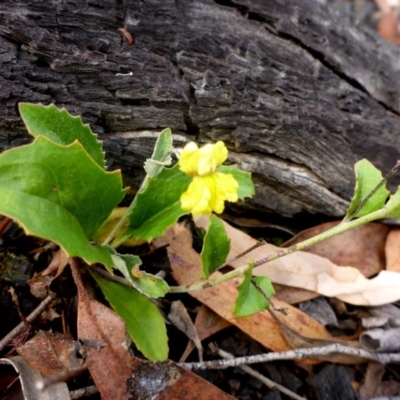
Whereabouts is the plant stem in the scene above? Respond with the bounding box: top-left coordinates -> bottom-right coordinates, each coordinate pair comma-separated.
253,208 -> 385,268
102,175 -> 150,246
103,188 -> 387,295
169,264 -> 251,293
170,207 -> 385,293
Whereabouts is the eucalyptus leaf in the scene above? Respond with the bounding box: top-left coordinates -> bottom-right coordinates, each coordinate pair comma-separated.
19,103 -> 105,168
345,159 -> 389,219
233,263 -> 275,318
144,128 -> 173,178
90,271 -> 168,361
217,165 -> 255,199
126,165 -> 191,242
201,215 -> 230,278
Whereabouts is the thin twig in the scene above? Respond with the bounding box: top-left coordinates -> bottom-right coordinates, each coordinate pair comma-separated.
0,292 -> 57,353
219,240 -> 266,270
345,160 -> 400,222
70,385 -> 99,400
180,344 -> 400,370
210,344 -> 307,400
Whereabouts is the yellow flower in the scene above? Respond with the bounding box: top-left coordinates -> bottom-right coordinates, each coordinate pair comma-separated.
179,141 -> 228,176
179,141 -> 239,215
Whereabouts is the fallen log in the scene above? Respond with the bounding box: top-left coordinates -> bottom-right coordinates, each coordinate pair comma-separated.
1,0 -> 400,218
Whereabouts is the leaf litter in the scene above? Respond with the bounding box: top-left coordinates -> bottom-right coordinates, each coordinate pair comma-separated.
155,213 -> 400,397
4,213 -> 400,399
4,202 -> 400,399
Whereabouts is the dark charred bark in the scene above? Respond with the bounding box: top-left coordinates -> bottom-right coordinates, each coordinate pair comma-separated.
1,0 -> 400,218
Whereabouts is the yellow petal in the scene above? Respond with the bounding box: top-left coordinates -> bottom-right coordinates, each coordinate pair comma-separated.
197,141 -> 228,176
180,172 -> 239,216
179,141 -> 228,177
179,142 -> 200,176
180,177 -> 213,215
208,172 -> 239,214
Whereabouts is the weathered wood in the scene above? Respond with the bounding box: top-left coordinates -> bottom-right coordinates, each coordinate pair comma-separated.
1,0 -> 400,217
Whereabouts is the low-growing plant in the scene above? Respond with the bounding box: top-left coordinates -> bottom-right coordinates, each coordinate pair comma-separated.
1,103 -> 399,360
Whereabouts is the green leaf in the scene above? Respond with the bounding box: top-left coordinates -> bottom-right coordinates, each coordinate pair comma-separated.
90,270 -> 168,361
201,215 -> 230,278
0,136 -> 126,265
0,187 -> 113,266
217,165 -> 255,199
381,187 -> 400,219
345,159 -> 389,219
144,128 -> 173,178
19,103 -> 105,168
125,165 -> 191,242
111,253 -> 169,298
233,263 -> 275,318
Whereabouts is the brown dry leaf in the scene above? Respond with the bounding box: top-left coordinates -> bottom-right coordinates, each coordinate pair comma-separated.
28,249 -> 69,299
385,228 -> 400,271
273,283 -> 319,305
205,217 -> 400,306
157,365 -> 235,400
283,222 -> 389,278
71,260 -> 233,400
269,309 -> 364,364
275,219 -> 388,304
359,361 -> 400,400
179,305 -> 231,362
159,224 -> 336,353
70,260 -> 135,400
168,301 -> 203,362
16,331 -> 77,376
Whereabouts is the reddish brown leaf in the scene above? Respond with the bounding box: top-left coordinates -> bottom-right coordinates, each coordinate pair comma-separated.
28,249 -> 70,299
17,331 -> 77,376
70,260 -> 135,400
71,259 -> 232,400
